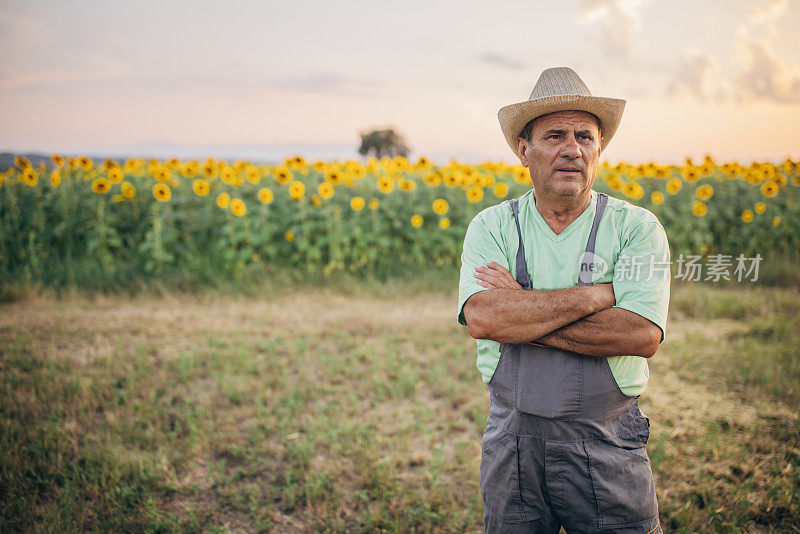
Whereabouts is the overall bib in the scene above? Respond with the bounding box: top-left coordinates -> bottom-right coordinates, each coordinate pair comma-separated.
480,193 -> 661,534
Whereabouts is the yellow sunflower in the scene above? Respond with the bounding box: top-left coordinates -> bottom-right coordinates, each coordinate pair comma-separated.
125,158 -> 141,174
605,175 -> 624,191
466,185 -> 484,203
760,180 -> 778,198
106,168 -> 123,184
22,168 -> 38,187
193,178 -> 210,196
258,188 -> 274,204
432,198 -> 449,215
51,154 -> 65,168
439,218 -> 451,229
512,166 -> 529,184
377,176 -> 395,194
273,166 -> 293,184
692,201 -> 708,217
285,155 -> 307,169
246,166 -> 261,184
399,179 -> 417,192
121,181 -> 136,199
181,161 -> 200,178
78,156 -> 93,171
50,170 -> 61,187
683,168 -> 699,183
202,162 -> 218,179
772,216 -> 781,227
230,198 -> 246,217
350,196 -> 365,211
220,166 -> 235,185
325,170 -> 343,185
443,172 -> 462,187
493,182 -> 509,198
318,182 -> 335,199
741,209 -> 754,223
285,230 -> 295,242
423,172 -> 442,187
92,177 -> 111,194
217,192 -> 230,209
666,177 -> 683,195
650,191 -> 664,205
695,184 -> 714,201
410,214 -> 423,228
623,182 -> 644,201
368,198 -> 379,210
153,183 -> 171,202
288,180 -> 305,200
754,202 -> 766,214
14,155 -> 32,169
154,167 -> 171,182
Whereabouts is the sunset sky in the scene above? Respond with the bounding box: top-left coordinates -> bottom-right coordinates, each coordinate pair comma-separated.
1,0 -> 799,164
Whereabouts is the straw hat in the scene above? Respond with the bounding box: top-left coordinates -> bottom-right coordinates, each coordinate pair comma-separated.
498,67 -> 625,155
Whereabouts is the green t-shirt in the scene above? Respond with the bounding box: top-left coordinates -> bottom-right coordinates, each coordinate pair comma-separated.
457,188 -> 671,396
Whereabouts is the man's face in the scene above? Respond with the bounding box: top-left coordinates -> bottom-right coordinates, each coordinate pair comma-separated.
517,110 -> 602,200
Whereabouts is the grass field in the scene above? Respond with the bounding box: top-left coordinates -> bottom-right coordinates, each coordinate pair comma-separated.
1,282 -> 799,533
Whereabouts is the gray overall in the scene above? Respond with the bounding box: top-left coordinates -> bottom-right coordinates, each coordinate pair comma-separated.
481,193 -> 661,533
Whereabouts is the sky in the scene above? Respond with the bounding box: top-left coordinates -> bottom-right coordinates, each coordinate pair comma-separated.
1,0 -> 799,164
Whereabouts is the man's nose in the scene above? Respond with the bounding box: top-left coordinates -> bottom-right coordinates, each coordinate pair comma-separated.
560,135 -> 581,158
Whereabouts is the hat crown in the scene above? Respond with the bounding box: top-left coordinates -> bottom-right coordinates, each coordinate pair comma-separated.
528,67 -> 592,100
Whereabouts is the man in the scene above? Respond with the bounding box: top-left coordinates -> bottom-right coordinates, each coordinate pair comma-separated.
458,67 -> 670,533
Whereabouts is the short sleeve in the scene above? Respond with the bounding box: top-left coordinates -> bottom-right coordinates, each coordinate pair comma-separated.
457,210 -> 511,326
612,219 -> 671,343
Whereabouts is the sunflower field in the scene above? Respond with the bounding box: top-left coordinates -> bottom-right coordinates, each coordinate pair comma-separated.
1,154 -> 798,293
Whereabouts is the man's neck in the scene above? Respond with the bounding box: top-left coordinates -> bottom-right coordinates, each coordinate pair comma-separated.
532,189 -> 592,235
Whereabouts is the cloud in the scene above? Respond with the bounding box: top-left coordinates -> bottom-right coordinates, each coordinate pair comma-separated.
475,53 -> 526,71
666,50 -> 730,102
576,0 -> 649,61
0,8 -> 52,51
747,0 -> 788,27
734,40 -> 800,104
732,0 -> 800,104
665,0 -> 800,105
275,72 -> 386,97
0,7 -> 132,91
0,56 -> 131,90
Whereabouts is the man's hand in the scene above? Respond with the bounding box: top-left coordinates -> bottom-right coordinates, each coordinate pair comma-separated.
474,262 -> 522,290
474,261 -> 615,311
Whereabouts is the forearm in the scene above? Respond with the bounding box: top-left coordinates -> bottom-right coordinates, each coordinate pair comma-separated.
534,307 -> 662,358
464,286 -> 608,344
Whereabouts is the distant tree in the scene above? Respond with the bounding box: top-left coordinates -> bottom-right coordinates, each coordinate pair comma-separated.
357,128 -> 410,159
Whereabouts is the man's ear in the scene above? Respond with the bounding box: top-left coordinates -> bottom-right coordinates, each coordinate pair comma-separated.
516,137 -> 528,167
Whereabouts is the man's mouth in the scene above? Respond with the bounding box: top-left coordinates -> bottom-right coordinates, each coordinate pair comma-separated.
556,168 -> 582,173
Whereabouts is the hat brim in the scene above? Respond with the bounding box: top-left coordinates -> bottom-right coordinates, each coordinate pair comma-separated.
498,95 -> 625,156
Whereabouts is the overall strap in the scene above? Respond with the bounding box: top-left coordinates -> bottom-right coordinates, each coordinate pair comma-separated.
509,198 -> 532,289
577,192 -> 609,286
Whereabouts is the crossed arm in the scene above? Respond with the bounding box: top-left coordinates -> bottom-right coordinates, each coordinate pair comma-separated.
462,262 -> 662,358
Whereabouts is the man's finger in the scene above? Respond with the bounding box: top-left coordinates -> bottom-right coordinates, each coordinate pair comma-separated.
474,271 -> 501,285
486,261 -> 512,274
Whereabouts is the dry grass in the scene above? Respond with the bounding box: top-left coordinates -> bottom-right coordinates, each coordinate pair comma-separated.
1,284 -> 798,532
